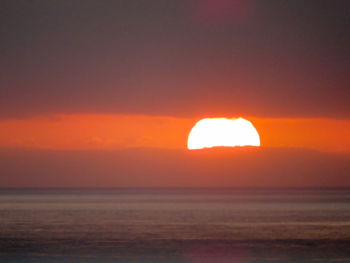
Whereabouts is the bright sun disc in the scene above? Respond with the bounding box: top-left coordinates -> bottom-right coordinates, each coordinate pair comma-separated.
187,117 -> 260,150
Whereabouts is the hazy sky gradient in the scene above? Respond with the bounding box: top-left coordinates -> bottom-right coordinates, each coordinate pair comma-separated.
1,1 -> 350,187
1,0 -> 349,118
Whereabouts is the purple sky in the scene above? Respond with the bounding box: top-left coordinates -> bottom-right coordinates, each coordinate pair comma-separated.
0,0 -> 349,119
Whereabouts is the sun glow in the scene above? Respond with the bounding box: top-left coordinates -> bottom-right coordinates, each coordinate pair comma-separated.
187,117 -> 260,150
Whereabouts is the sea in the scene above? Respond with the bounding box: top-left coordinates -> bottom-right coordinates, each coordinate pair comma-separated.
0,188 -> 349,263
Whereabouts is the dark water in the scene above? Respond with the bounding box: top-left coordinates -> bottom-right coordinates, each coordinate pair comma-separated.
0,188 -> 349,263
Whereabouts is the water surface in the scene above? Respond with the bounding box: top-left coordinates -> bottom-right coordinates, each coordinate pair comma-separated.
0,188 -> 349,262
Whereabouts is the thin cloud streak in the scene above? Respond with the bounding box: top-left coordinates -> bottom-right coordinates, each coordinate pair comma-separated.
0,147 -> 349,188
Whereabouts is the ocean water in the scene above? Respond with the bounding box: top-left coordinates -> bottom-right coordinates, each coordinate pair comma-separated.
0,188 -> 349,263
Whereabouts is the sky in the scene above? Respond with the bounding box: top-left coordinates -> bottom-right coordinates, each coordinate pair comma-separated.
1,0 -> 349,187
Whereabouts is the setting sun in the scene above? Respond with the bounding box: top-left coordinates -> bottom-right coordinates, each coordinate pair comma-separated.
187,117 -> 260,150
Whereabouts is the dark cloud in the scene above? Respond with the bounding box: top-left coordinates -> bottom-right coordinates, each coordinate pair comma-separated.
1,147 -> 349,187
1,0 -> 349,118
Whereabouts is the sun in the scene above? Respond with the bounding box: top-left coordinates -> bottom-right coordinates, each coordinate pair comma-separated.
187,117 -> 260,150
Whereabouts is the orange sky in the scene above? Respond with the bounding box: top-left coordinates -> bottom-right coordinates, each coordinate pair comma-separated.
1,114 -> 350,152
